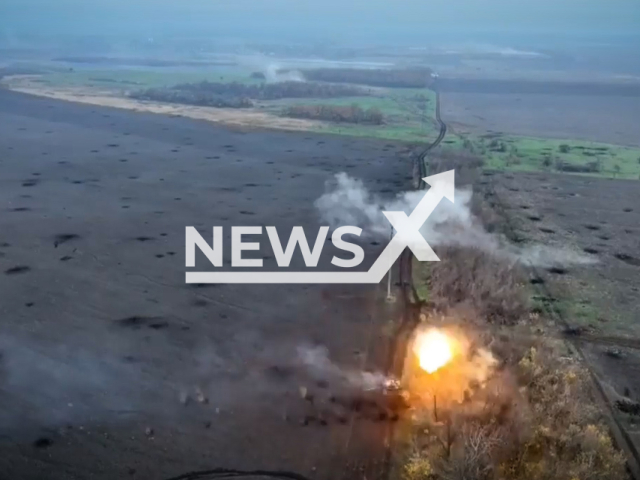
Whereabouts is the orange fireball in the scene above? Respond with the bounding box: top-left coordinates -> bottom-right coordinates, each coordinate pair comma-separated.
413,329 -> 454,374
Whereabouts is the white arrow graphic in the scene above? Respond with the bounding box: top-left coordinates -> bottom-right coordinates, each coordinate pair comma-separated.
186,170 -> 455,284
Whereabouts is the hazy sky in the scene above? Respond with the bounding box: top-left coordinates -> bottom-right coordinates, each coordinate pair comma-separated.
2,1 -> 639,43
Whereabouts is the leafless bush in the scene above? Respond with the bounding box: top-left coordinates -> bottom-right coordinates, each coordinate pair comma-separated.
428,246 -> 528,325
283,104 -> 384,125
555,159 -> 601,173
427,148 -> 485,187
403,336 -> 628,480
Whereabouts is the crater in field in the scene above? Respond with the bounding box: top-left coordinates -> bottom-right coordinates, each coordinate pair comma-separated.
530,277 -> 545,285
33,437 -> 53,449
547,267 -> 567,275
614,253 -> 640,267
583,247 -> 599,255
115,316 -> 168,330
584,224 -> 601,231
22,179 -> 39,187
5,265 -> 31,275
623,208 -> 633,213
539,227 -> 555,234
527,215 -> 542,222
54,233 -> 80,248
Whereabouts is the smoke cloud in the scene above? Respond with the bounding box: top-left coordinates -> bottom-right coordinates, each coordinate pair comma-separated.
315,172 -> 595,268
296,345 -> 389,391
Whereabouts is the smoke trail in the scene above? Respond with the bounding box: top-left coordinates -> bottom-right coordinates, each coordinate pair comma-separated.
315,172 -> 596,268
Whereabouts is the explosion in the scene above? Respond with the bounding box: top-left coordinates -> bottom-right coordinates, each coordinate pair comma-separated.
413,329 -> 454,374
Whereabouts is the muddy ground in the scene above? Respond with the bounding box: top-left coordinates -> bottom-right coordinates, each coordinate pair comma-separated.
483,170 -> 640,457
440,91 -> 640,147
0,90 -> 412,480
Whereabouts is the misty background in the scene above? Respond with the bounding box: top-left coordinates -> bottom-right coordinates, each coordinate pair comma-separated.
1,0 -> 639,46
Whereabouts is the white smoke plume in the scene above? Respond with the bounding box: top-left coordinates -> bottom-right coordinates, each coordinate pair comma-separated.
315,172 -> 595,268
264,63 -> 305,83
297,345 -> 389,391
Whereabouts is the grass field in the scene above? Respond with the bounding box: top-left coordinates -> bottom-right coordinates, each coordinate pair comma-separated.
441,133 -> 640,179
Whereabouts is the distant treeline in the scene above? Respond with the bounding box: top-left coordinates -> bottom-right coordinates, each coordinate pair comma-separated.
283,104 -> 384,125
129,80 -> 368,108
298,67 -> 434,89
129,88 -> 253,108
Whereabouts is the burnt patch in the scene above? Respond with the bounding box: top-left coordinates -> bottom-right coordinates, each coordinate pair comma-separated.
239,210 -> 255,215
623,208 -> 633,213
529,277 -> 545,285
11,207 -> 31,212
5,265 -> 31,275
614,253 -> 640,267
135,236 -> 155,242
264,365 -> 294,381
60,256 -> 73,262
22,179 -> 40,187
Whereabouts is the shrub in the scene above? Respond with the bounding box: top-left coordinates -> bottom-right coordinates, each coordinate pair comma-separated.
428,247 -> 529,325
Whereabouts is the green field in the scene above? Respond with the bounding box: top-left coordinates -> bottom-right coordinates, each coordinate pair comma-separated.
441,133 -> 640,180
25,68 -> 640,173
270,88 -> 438,143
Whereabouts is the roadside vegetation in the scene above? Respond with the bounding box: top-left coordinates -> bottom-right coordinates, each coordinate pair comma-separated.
401,152 -> 629,480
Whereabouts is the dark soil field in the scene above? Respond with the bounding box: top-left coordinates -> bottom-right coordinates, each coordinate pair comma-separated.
0,90 -> 412,480
483,170 -> 640,458
440,91 -> 640,147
